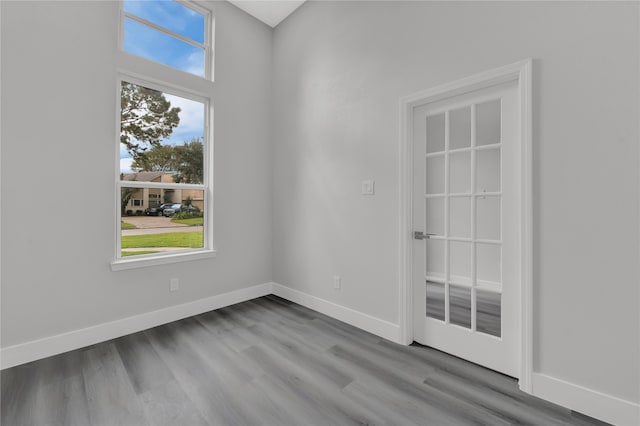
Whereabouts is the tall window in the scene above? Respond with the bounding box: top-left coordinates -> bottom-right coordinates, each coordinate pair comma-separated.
113,1 -> 214,270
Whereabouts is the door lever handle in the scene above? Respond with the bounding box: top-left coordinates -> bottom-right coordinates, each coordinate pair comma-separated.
414,231 -> 435,240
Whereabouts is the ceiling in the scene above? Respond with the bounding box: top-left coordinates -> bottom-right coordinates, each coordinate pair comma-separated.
227,0 -> 307,27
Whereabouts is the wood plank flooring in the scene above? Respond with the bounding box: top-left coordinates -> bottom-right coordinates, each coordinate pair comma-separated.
1,295 -> 608,426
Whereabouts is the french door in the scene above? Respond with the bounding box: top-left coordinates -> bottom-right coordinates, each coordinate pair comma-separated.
412,81 -> 521,377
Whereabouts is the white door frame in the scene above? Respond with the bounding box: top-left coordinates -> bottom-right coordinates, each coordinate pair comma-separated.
398,59 -> 533,391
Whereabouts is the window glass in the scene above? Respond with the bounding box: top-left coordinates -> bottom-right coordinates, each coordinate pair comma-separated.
122,0 -> 207,78
115,1 -> 212,268
121,188 -> 205,258
120,81 -> 204,184
123,19 -> 205,77
123,0 -> 205,43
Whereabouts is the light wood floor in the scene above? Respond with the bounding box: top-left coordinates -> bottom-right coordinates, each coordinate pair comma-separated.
2,295 -> 608,426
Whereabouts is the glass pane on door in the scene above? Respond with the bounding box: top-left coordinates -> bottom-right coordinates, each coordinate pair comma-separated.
422,95 -> 504,336
425,197 -> 445,236
426,238 -> 445,280
477,243 -> 501,284
449,197 -> 471,238
426,113 -> 445,153
476,196 -> 501,241
450,106 -> 471,150
476,148 -> 501,192
449,151 -> 471,194
476,289 -> 501,337
426,155 -> 445,194
426,281 -> 445,321
449,285 -> 471,329
476,99 -> 501,146
449,241 -> 471,284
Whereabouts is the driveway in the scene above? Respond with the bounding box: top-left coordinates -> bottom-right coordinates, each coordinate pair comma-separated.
122,215 -> 186,229
121,215 -> 202,236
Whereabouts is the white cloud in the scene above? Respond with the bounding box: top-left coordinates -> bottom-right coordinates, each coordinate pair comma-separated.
185,51 -> 205,79
120,157 -> 134,174
164,93 -> 205,145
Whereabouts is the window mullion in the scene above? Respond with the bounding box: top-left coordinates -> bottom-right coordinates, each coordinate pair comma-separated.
120,181 -> 205,191
123,13 -> 206,50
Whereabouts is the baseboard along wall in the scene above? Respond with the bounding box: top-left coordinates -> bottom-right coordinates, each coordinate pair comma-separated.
271,283 -> 402,343
2,281 -> 636,426
270,283 -> 639,426
531,373 -> 640,426
0,282 -> 273,370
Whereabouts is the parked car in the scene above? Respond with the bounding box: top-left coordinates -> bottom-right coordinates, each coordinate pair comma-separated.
162,203 -> 200,217
145,203 -> 175,216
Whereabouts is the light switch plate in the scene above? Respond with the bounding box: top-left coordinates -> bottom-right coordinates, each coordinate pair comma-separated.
362,180 -> 375,195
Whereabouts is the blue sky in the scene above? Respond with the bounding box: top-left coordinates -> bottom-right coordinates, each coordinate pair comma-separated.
124,0 -> 204,44
121,1 -> 205,174
123,0 -> 205,76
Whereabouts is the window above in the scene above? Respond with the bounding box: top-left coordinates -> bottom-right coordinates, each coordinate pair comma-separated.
121,0 -> 211,79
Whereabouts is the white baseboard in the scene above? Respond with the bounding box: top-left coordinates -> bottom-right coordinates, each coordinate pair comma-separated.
532,372 -> 640,426
271,282 -> 402,344
0,282 -> 274,370
4,281 -> 636,426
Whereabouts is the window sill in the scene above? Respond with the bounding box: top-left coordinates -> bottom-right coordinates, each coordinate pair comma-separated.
111,249 -> 216,271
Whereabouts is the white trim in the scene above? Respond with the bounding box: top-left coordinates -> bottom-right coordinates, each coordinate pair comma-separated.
123,13 -> 206,51
115,73 -> 215,267
398,59 -> 533,384
0,282 -> 274,370
531,373 -> 640,426
398,82 -> 413,345
119,0 -> 212,81
115,76 -> 124,260
119,181 -> 205,191
400,60 -> 531,108
118,71 -> 210,104
111,248 -> 216,271
272,283 -> 402,344
3,279 -> 635,426
519,59 -> 534,393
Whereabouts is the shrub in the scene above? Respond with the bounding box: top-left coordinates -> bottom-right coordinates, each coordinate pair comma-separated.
135,210 -> 144,216
126,210 -> 133,216
173,211 -> 203,220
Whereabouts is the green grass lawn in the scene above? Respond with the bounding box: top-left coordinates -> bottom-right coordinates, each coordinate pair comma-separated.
171,217 -> 204,226
121,250 -> 160,257
121,221 -> 137,229
121,231 -> 203,249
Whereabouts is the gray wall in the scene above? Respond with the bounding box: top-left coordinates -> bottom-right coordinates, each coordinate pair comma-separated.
1,0 -> 638,411
272,1 -> 639,403
1,1 -> 273,346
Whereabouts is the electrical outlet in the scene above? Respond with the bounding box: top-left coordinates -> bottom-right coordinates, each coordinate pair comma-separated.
333,275 -> 341,290
170,278 -> 180,292
361,180 -> 375,195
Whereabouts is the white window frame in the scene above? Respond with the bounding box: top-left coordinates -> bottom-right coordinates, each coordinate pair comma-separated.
119,0 -> 213,81
112,0 -> 215,271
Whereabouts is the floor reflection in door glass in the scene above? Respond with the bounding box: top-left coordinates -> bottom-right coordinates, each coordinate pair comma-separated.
476,289 -> 501,337
449,285 -> 471,329
425,281 -> 445,321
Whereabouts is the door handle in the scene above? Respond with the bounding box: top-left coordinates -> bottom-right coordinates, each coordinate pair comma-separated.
414,231 -> 435,240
